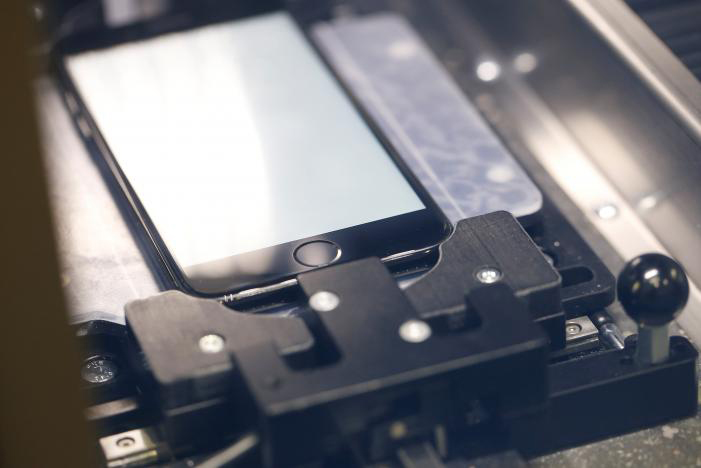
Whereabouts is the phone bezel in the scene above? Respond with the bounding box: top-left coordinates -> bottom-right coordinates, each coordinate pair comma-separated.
53,7 -> 452,297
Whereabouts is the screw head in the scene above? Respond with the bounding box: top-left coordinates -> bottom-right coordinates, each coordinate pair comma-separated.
476,267 -> 502,284
199,334 -> 225,354
565,322 -> 582,337
81,356 -> 119,384
399,320 -> 432,343
309,291 -> 340,312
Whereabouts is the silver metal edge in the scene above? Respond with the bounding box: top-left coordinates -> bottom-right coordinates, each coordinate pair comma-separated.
501,70 -> 701,345
568,0 -> 701,145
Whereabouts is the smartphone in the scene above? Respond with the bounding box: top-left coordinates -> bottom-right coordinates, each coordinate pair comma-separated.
59,10 -> 451,297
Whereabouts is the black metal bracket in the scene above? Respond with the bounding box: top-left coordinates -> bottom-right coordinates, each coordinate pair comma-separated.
123,211 -> 698,466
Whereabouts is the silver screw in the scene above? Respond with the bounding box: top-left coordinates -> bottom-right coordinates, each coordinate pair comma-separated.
81,356 -> 119,384
309,291 -> 340,312
565,322 -> 582,337
399,320 -> 432,343
476,267 -> 502,284
596,203 -> 618,220
199,334 -> 225,354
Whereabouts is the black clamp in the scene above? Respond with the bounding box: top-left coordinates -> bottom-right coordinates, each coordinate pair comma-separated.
127,211 -> 560,464
124,212 -> 698,466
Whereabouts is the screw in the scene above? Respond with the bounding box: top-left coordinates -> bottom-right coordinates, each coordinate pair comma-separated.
565,322 -> 582,337
199,334 -> 225,354
116,437 -> 135,448
399,320 -> 432,343
389,421 -> 408,440
309,291 -> 340,312
81,356 -> 119,384
596,203 -> 618,220
476,267 -> 502,284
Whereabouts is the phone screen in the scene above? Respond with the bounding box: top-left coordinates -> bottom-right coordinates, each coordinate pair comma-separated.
66,12 -> 426,271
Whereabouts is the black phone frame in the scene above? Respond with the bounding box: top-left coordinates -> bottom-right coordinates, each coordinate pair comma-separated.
51,3 -> 452,297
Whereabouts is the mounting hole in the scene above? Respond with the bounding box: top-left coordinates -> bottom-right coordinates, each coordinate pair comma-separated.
596,203 -> 618,220
565,322 -> 582,337
116,437 -> 135,448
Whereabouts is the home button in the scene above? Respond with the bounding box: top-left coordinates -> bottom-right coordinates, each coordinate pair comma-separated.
293,241 -> 342,267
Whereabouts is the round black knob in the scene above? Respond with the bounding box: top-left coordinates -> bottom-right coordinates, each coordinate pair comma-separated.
617,253 -> 689,327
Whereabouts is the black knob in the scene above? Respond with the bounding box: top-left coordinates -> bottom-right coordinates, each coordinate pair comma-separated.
617,253 -> 689,327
